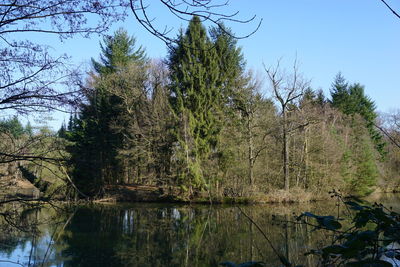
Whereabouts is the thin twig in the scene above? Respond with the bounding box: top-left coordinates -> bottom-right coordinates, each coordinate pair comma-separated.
380,0 -> 400,19
237,206 -> 292,267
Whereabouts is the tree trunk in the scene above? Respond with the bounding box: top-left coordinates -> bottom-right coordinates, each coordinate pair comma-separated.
283,110 -> 290,191
247,115 -> 255,186
303,127 -> 309,188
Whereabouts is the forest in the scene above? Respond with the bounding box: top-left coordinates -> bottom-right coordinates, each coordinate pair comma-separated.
2,15 -> 399,202
2,2 -> 400,266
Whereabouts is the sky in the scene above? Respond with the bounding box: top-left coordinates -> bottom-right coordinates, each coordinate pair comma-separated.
16,0 -> 400,129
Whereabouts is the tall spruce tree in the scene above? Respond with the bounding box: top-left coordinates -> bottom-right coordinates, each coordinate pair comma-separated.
92,28 -> 146,74
67,29 -> 146,196
209,24 -> 245,103
331,73 -> 386,157
208,24 -> 249,190
331,73 -> 349,112
168,16 -> 221,193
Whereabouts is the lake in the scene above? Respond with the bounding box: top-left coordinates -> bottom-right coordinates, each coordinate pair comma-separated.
1,194 -> 400,267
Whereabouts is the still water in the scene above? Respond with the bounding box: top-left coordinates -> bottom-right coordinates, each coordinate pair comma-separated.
1,194 -> 400,267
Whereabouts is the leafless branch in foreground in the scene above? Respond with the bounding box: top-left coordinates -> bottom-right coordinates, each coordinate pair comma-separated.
380,0 -> 400,20
129,0 -> 262,47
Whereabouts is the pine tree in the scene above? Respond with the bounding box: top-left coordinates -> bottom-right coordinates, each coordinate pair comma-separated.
67,29 -> 147,195
58,122 -> 67,138
168,16 -> 221,193
208,23 -> 249,190
330,73 -> 386,157
316,89 -> 326,107
0,116 -> 25,138
209,24 -> 245,102
331,73 -> 349,113
92,28 -> 146,75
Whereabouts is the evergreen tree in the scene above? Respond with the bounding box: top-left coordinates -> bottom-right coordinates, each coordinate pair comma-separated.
316,89 -> 326,107
209,24 -> 245,103
208,23 -> 248,189
331,73 -> 349,112
0,116 -> 25,138
58,122 -> 67,138
66,112 -> 104,195
299,88 -> 326,109
299,87 -> 316,109
168,16 -> 221,192
67,29 -> 147,195
340,116 -> 378,196
330,73 -> 386,157
92,28 -> 146,75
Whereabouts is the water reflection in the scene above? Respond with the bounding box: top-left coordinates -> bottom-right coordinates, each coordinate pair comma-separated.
1,196 -> 399,267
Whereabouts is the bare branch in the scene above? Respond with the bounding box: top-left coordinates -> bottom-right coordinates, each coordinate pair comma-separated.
375,123 -> 400,149
380,0 -> 400,20
129,0 -> 262,47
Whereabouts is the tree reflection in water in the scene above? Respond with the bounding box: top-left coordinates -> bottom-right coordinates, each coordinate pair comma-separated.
3,198 -> 398,267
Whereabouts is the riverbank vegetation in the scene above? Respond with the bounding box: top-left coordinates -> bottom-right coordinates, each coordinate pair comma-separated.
62,16 -> 400,201
1,15 -> 400,203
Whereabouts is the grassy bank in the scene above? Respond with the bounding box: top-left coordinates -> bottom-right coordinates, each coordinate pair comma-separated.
95,186 -> 324,204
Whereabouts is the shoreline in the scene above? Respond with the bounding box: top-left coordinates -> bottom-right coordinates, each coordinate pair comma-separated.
2,180 -> 399,205
95,186 -> 330,204
95,185 -> 400,205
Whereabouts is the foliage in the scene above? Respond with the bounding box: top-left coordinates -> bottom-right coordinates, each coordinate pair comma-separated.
168,16 -> 223,192
331,73 -> 386,157
0,116 -> 30,138
339,116 -> 379,196
0,119 -> 72,201
209,23 -> 245,102
65,29 -> 147,195
92,28 -> 147,75
60,25 -> 399,199
2,0 -> 397,204
22,18 -> 400,200
298,196 -> 400,266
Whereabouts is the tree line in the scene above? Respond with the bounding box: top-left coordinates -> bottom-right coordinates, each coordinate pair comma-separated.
50,16 -> 399,199
0,1 -> 399,203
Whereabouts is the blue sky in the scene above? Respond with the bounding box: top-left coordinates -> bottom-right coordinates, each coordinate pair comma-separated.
19,0 -> 400,129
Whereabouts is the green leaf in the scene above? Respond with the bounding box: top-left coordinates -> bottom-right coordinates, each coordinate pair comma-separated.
317,216 -> 342,230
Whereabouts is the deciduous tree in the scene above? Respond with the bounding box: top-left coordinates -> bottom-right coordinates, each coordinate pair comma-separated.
265,60 -> 309,191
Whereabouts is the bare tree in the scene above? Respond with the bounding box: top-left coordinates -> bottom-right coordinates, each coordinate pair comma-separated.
232,71 -> 273,187
264,60 -> 309,191
376,110 -> 400,149
0,1 -> 130,114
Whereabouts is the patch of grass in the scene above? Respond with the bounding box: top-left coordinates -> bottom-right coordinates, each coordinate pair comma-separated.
251,188 -> 315,203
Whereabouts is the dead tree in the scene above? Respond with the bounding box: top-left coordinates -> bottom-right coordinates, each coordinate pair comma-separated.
265,59 -> 309,191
